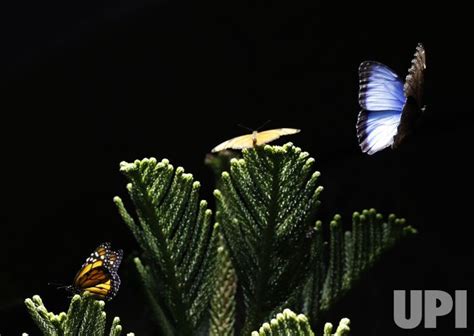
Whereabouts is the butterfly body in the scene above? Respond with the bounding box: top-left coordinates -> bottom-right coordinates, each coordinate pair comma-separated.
211,128 -> 300,152
67,242 -> 123,301
357,43 -> 426,155
251,130 -> 258,147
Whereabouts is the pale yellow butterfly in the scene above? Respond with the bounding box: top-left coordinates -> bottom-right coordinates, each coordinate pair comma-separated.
211,128 -> 301,153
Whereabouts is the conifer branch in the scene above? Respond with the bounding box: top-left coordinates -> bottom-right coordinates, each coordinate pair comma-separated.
115,158 -> 218,335
25,294 -> 133,336
306,209 -> 416,321
209,231 -> 237,336
251,309 -> 350,336
214,143 -> 322,334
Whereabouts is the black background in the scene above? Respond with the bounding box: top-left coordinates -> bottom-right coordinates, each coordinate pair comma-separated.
1,1 -> 473,335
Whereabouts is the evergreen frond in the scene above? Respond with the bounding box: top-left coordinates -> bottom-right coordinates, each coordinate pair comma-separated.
251,309 -> 350,336
300,220 -> 326,322
304,209 -> 416,321
209,231 -> 237,336
214,143 -> 322,334
114,158 -> 218,335
323,318 -> 350,336
24,294 -> 133,336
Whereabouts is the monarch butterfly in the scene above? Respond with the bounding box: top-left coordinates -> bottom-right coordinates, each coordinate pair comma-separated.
66,242 -> 123,300
357,43 -> 426,155
211,128 -> 301,152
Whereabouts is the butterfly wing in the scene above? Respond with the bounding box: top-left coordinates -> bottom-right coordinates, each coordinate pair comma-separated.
211,133 -> 255,152
73,243 -> 109,288
358,61 -> 405,111
102,248 -> 123,298
211,128 -> 300,152
255,128 -> 301,146
357,61 -> 405,154
394,43 -> 426,148
72,243 -> 122,300
357,110 -> 403,155
80,272 -> 113,299
403,43 -> 426,106
104,248 -> 123,274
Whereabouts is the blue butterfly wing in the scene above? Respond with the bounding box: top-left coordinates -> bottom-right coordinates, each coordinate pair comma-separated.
357,61 -> 406,154
357,110 -> 403,155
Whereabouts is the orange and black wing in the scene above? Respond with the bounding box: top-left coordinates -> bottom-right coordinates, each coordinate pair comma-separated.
72,242 -> 123,300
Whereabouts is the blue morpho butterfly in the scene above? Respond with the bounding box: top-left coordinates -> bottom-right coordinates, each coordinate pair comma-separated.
357,43 -> 426,155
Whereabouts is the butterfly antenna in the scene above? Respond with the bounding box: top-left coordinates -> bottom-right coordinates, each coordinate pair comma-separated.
48,281 -> 68,289
256,120 -> 272,131
237,123 -> 254,132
